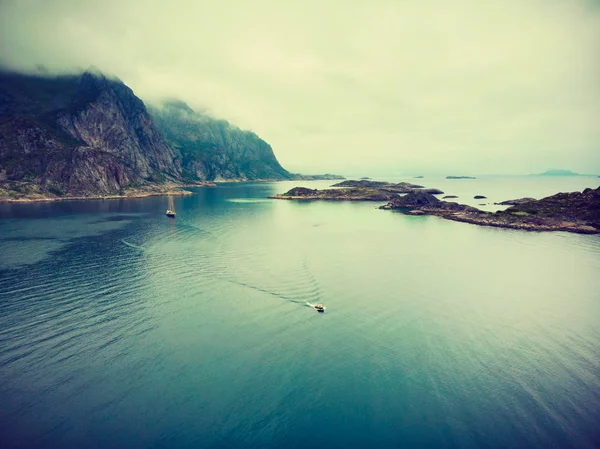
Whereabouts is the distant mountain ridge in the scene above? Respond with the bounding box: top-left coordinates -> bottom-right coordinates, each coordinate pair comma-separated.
148,100 -> 292,181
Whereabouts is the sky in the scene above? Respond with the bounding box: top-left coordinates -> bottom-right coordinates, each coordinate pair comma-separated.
1,0 -> 599,176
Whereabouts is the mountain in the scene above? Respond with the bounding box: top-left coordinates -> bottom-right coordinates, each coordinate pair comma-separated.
148,100 -> 292,181
538,169 -> 580,176
0,68 -> 181,198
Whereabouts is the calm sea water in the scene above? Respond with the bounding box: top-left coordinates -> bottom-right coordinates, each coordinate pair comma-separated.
1,176 -> 600,448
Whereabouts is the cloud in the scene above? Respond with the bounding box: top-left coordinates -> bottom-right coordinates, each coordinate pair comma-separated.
1,0 -> 599,174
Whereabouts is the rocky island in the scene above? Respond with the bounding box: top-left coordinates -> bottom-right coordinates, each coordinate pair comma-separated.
268,180 -> 444,201
270,180 -> 600,234
381,189 -> 600,234
269,186 -> 400,201
331,180 -> 444,194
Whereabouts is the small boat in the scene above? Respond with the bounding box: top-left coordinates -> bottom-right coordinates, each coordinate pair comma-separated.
314,303 -> 325,313
166,196 -> 176,218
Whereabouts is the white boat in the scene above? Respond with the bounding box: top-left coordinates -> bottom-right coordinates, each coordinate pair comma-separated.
166,196 -> 176,218
309,302 -> 325,313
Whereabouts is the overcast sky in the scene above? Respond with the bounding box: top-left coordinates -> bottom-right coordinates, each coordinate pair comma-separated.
1,0 -> 599,175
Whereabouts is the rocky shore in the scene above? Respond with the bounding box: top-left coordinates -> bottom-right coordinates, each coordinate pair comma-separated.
0,181 -> 215,203
381,189 -> 600,234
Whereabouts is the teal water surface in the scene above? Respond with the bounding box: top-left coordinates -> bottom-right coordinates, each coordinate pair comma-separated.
1,178 -> 599,448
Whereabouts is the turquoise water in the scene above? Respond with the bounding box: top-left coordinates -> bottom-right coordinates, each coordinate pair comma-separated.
1,177 -> 600,448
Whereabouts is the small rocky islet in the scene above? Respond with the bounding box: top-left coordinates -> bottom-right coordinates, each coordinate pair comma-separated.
270,180 -> 600,234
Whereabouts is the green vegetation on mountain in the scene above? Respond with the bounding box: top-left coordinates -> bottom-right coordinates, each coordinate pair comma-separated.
148,100 -> 292,181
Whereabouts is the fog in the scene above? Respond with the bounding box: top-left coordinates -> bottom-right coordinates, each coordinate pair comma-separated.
1,0 -> 599,175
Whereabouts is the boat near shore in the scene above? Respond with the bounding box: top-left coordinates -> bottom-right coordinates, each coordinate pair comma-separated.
166,196 -> 176,218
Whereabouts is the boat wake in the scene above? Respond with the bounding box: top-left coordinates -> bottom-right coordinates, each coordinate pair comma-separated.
121,240 -> 145,251
210,252 -> 324,311
221,277 -> 308,305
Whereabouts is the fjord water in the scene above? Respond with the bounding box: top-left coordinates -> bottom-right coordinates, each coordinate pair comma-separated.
1,177 -> 600,449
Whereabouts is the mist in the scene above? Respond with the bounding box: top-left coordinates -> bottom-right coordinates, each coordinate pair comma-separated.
1,0 -> 599,175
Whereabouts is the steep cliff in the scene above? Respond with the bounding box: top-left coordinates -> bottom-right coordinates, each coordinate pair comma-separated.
0,69 -> 181,198
148,100 -> 292,181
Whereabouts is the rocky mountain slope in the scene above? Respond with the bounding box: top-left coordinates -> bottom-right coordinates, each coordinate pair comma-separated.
0,68 -> 306,200
0,69 -> 182,198
148,100 -> 292,181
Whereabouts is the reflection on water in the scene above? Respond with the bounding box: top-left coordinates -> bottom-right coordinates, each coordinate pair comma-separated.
0,214 -> 140,268
1,178 -> 599,448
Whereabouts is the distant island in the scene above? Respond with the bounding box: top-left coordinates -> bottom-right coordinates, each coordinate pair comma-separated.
537,169 -> 580,176
290,173 -> 345,181
270,180 -> 600,234
446,176 -> 476,179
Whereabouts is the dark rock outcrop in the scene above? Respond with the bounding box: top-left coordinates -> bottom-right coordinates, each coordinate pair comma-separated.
148,100 -> 292,181
380,191 -> 478,213
381,191 -> 441,208
495,197 -> 536,206
0,69 -> 181,198
270,186 -> 399,201
443,195 -> 458,199
283,187 -> 317,197
500,187 -> 600,228
474,195 -> 487,199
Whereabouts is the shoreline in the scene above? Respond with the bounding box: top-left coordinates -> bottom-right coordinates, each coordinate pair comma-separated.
0,189 -> 194,204
411,209 -> 599,234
